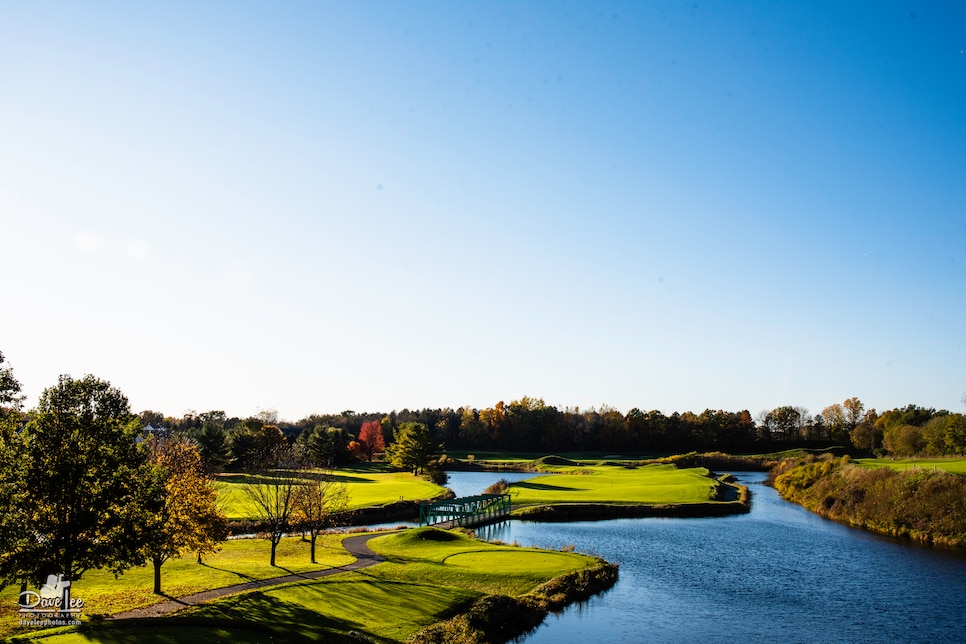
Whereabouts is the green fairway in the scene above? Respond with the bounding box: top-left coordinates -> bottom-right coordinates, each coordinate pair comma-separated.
19,528 -> 601,644
508,463 -> 719,505
215,467 -> 447,520
855,457 -> 966,475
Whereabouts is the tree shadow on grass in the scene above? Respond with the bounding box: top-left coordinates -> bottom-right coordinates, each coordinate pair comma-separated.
512,481 -> 580,492
197,562 -> 258,583
284,576 -> 479,626
182,591 -> 393,643
21,608 -> 372,644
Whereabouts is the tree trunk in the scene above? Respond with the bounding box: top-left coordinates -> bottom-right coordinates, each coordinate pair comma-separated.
153,558 -> 163,595
270,537 -> 279,566
310,532 -> 317,563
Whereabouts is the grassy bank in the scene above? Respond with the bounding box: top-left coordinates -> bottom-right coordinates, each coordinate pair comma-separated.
13,528 -> 611,643
409,558 -> 619,644
773,456 -> 966,547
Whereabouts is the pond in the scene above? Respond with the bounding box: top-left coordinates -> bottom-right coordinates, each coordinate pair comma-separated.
356,470 -> 966,642
476,472 -> 966,644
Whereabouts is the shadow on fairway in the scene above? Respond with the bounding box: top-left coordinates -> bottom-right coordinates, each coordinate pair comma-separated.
512,481 -> 580,492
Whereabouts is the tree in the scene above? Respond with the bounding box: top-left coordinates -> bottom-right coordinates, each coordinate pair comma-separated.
293,468 -> 348,563
296,425 -> 351,468
244,445 -> 299,566
227,421 -> 288,471
766,406 -> 804,442
141,435 -> 229,594
385,422 -> 439,474
0,350 -> 24,409
0,352 -> 26,580
185,410 -> 230,472
849,409 -> 881,452
356,420 -> 385,462
842,397 -> 865,429
1,375 -> 150,606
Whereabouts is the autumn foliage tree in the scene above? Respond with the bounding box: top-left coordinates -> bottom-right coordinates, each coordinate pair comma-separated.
142,435 -> 229,594
356,420 -> 385,462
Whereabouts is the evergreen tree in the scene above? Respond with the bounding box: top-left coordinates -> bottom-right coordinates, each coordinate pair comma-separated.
386,422 -> 439,474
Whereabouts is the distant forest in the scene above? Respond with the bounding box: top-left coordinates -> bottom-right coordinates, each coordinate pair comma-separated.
140,396 -> 966,471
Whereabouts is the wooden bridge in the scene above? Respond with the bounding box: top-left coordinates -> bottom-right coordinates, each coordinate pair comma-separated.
419,493 -> 512,529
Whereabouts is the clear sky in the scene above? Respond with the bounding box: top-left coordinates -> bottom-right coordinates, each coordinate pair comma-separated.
2,1 -> 964,422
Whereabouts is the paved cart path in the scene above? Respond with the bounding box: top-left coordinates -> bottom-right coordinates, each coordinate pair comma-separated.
110,534 -> 386,620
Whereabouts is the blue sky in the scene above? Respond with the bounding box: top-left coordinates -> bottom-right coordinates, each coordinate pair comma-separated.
2,1 -> 964,421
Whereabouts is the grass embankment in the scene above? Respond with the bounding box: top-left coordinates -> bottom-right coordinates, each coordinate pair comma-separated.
508,462 -> 749,521
17,528 -> 614,644
0,534 -> 355,641
773,455 -> 966,547
215,466 -> 447,521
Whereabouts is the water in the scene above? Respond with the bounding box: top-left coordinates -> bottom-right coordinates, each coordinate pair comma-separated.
441,470 -> 537,498
458,472 -> 966,644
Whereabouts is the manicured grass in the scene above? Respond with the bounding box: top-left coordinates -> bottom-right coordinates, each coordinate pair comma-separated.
367,528 -> 595,597
20,528 -> 600,643
508,463 -> 719,505
0,534 -> 354,640
855,457 -> 966,475
215,468 -> 447,520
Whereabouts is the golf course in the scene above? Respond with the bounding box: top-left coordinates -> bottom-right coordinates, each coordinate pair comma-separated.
1,459 -> 747,642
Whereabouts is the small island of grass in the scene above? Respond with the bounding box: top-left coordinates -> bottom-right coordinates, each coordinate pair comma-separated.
502,461 -> 749,522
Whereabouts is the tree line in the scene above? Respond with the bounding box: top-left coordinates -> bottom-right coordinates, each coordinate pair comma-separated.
141,395 -> 966,471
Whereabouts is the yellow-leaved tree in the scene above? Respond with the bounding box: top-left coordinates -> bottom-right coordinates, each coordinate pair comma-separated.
142,434 -> 228,595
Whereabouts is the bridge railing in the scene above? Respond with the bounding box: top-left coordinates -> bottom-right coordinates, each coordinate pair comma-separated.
419,493 -> 512,528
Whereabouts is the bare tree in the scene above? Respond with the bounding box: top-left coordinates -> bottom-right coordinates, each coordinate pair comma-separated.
244,445 -> 299,566
293,467 -> 349,563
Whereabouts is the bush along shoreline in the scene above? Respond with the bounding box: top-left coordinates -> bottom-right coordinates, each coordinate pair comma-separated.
408,559 -> 619,644
772,455 -> 966,547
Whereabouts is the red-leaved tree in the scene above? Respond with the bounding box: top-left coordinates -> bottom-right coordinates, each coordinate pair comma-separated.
357,420 -> 385,462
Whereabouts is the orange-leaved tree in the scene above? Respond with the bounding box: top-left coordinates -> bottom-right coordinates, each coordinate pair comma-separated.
357,420 -> 385,462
